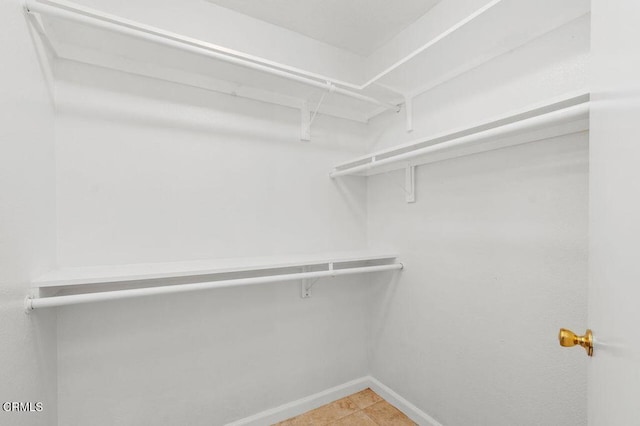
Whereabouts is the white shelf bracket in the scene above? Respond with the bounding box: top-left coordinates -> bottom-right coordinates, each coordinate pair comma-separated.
300,266 -> 316,298
301,262 -> 336,298
405,165 -> 416,203
301,102 -> 311,142
301,83 -> 334,142
404,95 -> 414,133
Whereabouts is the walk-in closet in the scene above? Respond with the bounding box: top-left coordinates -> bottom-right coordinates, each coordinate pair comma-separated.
2,0 -> 639,425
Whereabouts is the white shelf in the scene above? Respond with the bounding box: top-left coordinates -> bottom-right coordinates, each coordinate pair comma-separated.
27,251 -> 401,310
32,251 -> 399,289
330,92 -> 590,177
26,0 -> 401,124
373,0 -> 589,97
25,0 -> 588,125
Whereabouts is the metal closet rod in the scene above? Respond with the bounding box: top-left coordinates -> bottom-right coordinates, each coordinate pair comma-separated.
25,0 -> 401,112
330,101 -> 590,177
26,263 -> 403,310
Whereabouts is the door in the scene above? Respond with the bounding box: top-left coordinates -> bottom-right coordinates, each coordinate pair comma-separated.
589,0 -> 640,424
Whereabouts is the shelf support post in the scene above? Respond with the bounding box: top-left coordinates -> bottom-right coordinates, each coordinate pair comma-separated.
301,102 -> 311,141
405,164 -> 416,203
404,95 -> 414,133
300,266 -> 311,298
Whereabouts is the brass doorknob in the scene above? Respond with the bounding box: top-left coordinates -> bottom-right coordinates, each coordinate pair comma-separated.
558,328 -> 593,356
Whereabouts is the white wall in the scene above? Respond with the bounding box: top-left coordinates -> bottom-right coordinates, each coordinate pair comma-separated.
53,60 -> 369,266
365,17 -> 589,426
0,0 -> 58,425
53,60 -> 374,425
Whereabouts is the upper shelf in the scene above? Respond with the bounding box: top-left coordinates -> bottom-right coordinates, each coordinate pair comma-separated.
372,0 -> 590,96
26,0 -> 401,124
330,93 -> 590,177
26,0 -> 589,124
33,251 -> 399,289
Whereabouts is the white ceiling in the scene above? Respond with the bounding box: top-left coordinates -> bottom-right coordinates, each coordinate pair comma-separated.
204,0 -> 441,56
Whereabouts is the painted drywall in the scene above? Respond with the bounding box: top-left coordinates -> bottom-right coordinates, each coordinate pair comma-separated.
53,59 -> 374,425
365,17 -> 589,426
0,0 -> 58,425
53,60 -> 369,266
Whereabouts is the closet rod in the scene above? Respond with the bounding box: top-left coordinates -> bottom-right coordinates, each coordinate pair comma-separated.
25,263 -> 403,310
330,101 -> 589,177
25,0 -> 400,112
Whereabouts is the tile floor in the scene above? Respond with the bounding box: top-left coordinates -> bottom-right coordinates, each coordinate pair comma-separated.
273,388 -> 416,425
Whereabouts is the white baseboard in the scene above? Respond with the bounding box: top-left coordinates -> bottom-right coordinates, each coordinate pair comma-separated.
225,376 -> 443,426
367,377 -> 443,426
225,377 -> 370,426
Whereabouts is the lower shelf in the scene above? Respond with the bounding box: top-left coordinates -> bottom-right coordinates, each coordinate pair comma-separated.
27,252 -> 401,310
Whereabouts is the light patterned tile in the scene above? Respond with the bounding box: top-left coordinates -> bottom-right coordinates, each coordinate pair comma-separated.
348,388 -> 383,409
328,411 -> 378,426
274,397 -> 359,425
363,401 -> 416,425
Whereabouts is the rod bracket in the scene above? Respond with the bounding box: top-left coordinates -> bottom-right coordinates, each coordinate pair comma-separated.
329,262 -> 336,277
24,295 -> 34,314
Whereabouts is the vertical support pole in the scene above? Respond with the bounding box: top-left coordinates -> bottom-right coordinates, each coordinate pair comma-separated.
300,266 -> 311,298
404,95 -> 413,133
301,102 -> 311,141
405,165 -> 416,203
